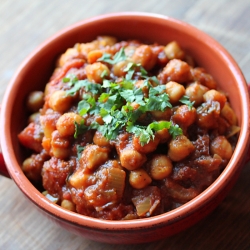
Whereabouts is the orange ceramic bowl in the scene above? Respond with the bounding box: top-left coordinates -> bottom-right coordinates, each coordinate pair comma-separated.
0,12 -> 250,244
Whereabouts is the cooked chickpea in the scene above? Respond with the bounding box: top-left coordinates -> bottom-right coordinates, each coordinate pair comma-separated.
132,135 -> 160,154
85,62 -> 110,83
196,101 -> 220,129
56,112 -> 84,137
28,112 -> 40,124
149,155 -> 173,180
112,60 -> 130,77
173,105 -> 196,127
87,50 -> 103,64
203,89 -> 227,109
155,128 -> 171,144
185,82 -> 209,106
221,102 -> 237,126
151,108 -> 172,121
165,81 -> 185,103
120,147 -> 147,170
61,199 -> 76,212
57,47 -> 81,67
93,131 -> 111,147
80,144 -> 110,170
158,59 -> 192,84
49,90 -> 73,113
210,136 -> 233,160
26,91 -> 44,112
69,168 -> 93,189
97,36 -> 117,47
164,41 -> 185,60
168,135 -> 195,161
191,67 -> 217,89
50,130 -> 71,159
131,45 -> 157,70
129,169 -> 152,189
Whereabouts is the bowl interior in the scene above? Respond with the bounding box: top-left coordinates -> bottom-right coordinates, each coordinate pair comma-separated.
1,13 -> 249,230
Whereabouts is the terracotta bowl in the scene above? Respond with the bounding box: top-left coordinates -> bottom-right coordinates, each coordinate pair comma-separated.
0,12 -> 250,244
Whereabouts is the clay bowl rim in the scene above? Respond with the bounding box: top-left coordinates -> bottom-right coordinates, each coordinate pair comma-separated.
1,12 -> 249,231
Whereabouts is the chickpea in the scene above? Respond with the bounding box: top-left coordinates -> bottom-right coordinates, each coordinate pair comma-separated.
221,102 -> 237,126
131,45 -> 157,70
151,108 -> 172,121
112,60 -> 130,77
158,59 -> 192,84
61,199 -> 76,212
56,112 -> 84,137
191,67 -> 217,89
69,168 -> 93,189
203,89 -> 227,110
129,169 -> 152,189
172,105 -> 196,127
57,47 -> 83,67
168,135 -> 195,162
49,90 -> 73,113
79,41 -> 99,57
132,135 -> 160,154
80,144 -> 110,170
149,155 -> 173,180
164,41 -> 185,60
28,112 -> 40,124
87,50 -> 103,64
85,62 -> 110,84
185,82 -> 209,106
40,110 -> 61,138
120,147 -> 147,170
165,81 -> 185,103
155,128 -> 171,144
22,157 -> 41,183
50,130 -> 71,159
210,136 -> 233,160
196,101 -> 220,129
93,131 -> 111,147
97,36 -> 117,47
26,91 -> 44,112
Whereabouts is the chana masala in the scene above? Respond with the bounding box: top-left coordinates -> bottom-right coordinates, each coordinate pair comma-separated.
18,36 -> 240,220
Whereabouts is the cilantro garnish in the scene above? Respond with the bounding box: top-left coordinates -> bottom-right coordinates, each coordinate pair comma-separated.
169,124 -> 183,139
97,47 -> 127,65
74,120 -> 88,139
179,95 -> 195,110
64,58 -> 183,144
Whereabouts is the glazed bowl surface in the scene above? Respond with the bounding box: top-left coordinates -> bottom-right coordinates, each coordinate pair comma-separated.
0,12 -> 249,244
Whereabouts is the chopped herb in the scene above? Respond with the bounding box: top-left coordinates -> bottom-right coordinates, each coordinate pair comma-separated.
74,120 -> 88,139
169,124 -> 183,139
98,47 -> 127,65
179,95 -> 195,110
66,79 -> 102,96
64,70 -> 183,145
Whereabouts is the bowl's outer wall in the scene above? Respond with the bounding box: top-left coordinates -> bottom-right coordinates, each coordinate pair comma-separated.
1,13 -> 249,244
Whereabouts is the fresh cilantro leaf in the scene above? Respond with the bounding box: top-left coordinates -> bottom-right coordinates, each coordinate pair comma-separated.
97,53 -> 113,64
98,47 -> 127,65
63,74 -> 78,85
77,100 -> 91,115
146,86 -> 172,111
101,69 -> 108,78
74,120 -> 88,139
169,124 -> 183,139
66,79 -> 101,96
179,95 -> 195,110
112,47 -> 127,64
